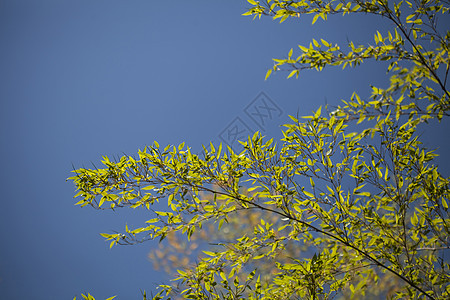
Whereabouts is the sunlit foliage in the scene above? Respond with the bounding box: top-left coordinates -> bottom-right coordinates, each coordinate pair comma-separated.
70,0 -> 449,299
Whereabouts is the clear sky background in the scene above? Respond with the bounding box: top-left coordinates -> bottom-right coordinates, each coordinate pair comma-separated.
0,1 -> 448,299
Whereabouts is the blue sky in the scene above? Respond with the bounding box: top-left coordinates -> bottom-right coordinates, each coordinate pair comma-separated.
1,1 -> 448,299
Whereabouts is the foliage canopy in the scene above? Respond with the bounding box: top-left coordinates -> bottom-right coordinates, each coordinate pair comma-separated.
70,0 -> 450,299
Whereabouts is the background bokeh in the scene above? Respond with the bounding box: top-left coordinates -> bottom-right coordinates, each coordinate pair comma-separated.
1,1 -> 448,299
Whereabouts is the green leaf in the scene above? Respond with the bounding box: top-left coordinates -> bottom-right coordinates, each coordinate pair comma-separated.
321,39 -> 330,47
443,198 -> 448,210
304,190 -> 314,198
313,39 -> 319,47
312,14 -> 320,25
355,191 -> 371,197
203,251 -> 216,256
411,213 -> 418,226
314,106 -> 322,118
253,254 -> 265,260
377,31 -> 382,42
265,68 -> 272,80
287,69 -> 298,79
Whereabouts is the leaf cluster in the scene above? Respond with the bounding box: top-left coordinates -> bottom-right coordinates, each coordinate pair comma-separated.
69,0 -> 450,299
